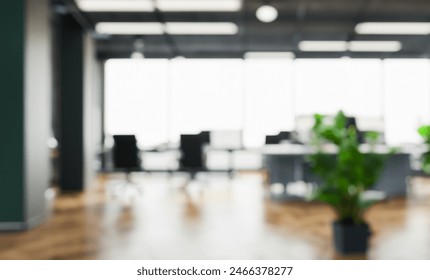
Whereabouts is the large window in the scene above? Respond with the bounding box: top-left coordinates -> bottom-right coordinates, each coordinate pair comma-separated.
244,59 -> 294,147
384,59 -> 430,145
105,59 -> 169,148
105,58 -> 430,147
294,59 -> 383,118
169,59 -> 244,142
105,58 -> 295,148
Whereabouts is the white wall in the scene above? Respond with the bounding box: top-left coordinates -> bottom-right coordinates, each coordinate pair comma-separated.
24,0 -> 52,228
84,33 -> 103,188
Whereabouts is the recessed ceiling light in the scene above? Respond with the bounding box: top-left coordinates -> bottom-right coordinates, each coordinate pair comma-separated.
76,0 -> 241,12
348,41 -> 402,52
244,52 -> 295,59
95,22 -> 239,35
355,22 -> 430,35
95,22 -> 164,35
165,22 -> 239,35
131,51 -> 145,59
76,0 -> 155,12
256,5 -> 278,23
299,41 -> 348,52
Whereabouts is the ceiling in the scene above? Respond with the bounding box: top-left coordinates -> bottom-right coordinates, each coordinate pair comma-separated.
54,0 -> 430,59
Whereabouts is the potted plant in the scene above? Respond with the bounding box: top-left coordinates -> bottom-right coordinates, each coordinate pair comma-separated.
418,125 -> 430,174
307,111 -> 391,254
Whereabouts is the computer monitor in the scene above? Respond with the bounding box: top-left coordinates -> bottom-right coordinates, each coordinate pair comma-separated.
210,130 -> 242,150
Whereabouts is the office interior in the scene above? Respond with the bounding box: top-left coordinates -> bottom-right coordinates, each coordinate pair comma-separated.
2,0 -> 430,259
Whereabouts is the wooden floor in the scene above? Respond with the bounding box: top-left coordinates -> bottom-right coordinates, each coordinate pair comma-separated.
1,173 -> 430,260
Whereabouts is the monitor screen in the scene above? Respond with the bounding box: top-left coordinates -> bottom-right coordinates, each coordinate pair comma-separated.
210,130 -> 242,149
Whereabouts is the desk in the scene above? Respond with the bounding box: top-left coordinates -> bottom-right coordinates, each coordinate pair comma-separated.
263,144 -> 412,199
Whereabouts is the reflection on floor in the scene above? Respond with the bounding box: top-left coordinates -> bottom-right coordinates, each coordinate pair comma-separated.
1,173 -> 430,260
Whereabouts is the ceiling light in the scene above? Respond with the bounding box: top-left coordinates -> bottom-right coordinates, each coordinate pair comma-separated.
76,0 -> 241,12
299,41 -> 348,52
244,52 -> 295,59
76,0 -> 155,12
96,22 -> 164,35
256,5 -> 278,23
164,22 -> 239,35
95,22 -> 239,35
348,41 -> 402,52
157,0 -> 241,12
355,22 -> 430,35
131,51 -> 144,59
298,40 -> 402,52
134,38 -> 145,51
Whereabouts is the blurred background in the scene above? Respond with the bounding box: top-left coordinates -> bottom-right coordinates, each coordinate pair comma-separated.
2,0 -> 430,259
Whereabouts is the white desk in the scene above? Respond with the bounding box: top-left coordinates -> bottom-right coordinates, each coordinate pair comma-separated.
262,143 -> 413,199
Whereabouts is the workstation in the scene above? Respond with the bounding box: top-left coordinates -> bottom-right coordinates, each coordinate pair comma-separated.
2,0 -> 430,260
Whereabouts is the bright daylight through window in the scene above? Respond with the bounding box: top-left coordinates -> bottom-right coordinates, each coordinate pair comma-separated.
105,58 -> 430,148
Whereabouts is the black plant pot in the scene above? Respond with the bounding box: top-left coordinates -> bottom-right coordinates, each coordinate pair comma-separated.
333,221 -> 371,254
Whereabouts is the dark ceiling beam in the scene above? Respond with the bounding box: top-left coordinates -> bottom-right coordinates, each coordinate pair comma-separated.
292,0 -> 309,51
150,0 -> 180,57
58,0 -> 95,31
343,0 -> 374,57
85,12 -> 430,23
97,50 -> 429,60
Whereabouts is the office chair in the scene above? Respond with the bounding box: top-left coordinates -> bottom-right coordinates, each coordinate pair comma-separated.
277,131 -> 292,142
112,135 -> 142,197
178,134 -> 209,189
265,131 -> 293,145
199,131 -> 210,145
265,135 -> 280,144
345,116 -> 365,144
179,134 -> 205,173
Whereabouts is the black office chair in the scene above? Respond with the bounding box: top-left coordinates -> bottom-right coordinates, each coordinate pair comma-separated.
112,135 -> 142,196
277,131 -> 292,142
345,116 -> 365,143
199,131 -> 210,145
265,135 -> 281,144
178,134 -> 208,185
266,131 -> 293,145
180,134 -> 205,170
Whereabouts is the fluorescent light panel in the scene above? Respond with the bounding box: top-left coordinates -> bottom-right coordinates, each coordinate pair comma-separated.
355,22 -> 430,35
244,52 -> 295,59
348,41 -> 402,52
76,0 -> 241,12
76,0 -> 154,12
165,22 -> 238,35
299,41 -> 402,52
299,41 -> 348,52
158,0 -> 241,12
95,22 -> 239,35
96,22 -> 164,35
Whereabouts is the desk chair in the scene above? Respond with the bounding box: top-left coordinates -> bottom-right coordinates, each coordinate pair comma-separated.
278,131 -> 292,142
265,131 -> 293,145
265,135 -> 280,144
345,116 -> 365,143
112,135 -> 142,197
180,134 -> 205,175
199,131 -> 210,145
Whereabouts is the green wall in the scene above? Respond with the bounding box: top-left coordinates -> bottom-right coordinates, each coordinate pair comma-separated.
0,1 -> 25,222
